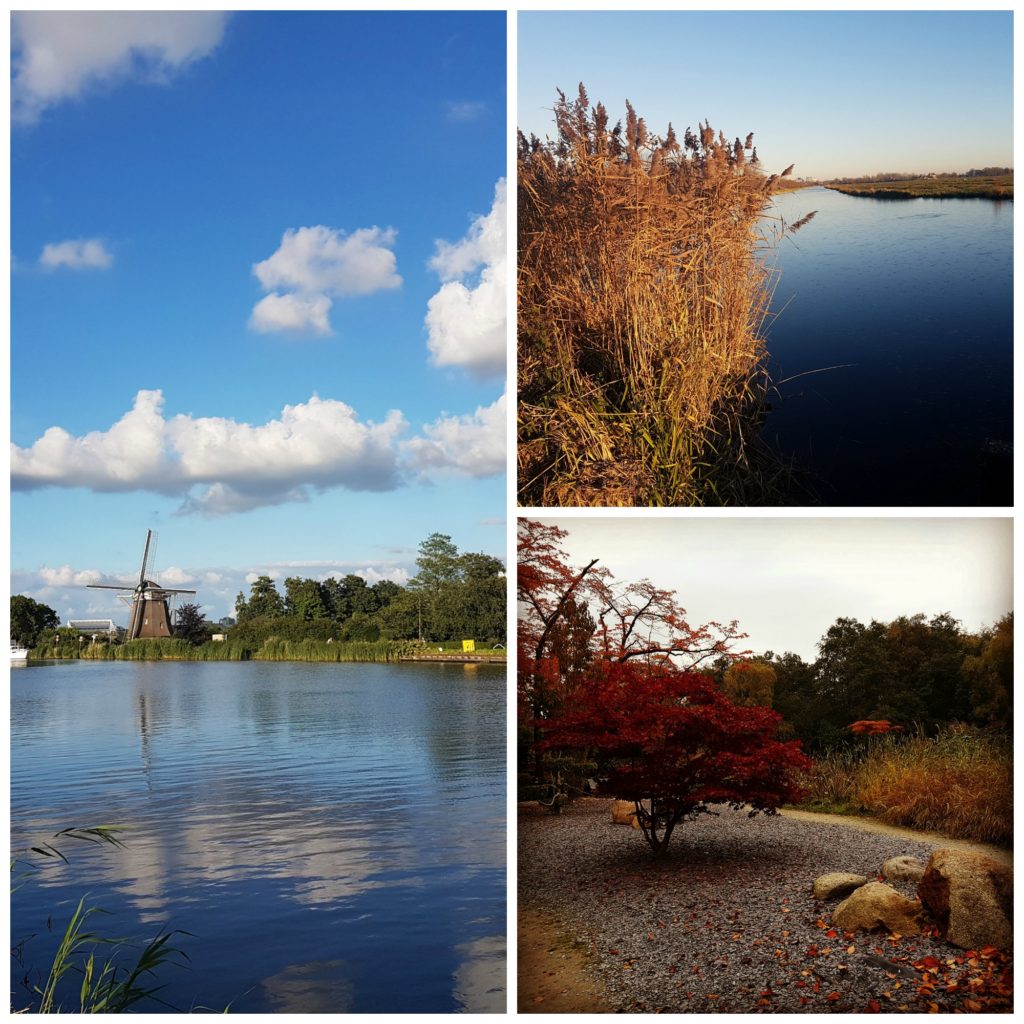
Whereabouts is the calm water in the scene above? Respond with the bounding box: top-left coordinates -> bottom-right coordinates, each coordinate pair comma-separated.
764,187 -> 1012,505
10,660 -> 506,1013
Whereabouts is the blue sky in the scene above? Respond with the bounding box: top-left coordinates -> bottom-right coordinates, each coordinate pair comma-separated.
519,9 -> 1013,180
11,11 -> 507,621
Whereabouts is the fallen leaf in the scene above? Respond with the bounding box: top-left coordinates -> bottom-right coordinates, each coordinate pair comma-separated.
826,991 -> 840,1002
847,944 -> 856,954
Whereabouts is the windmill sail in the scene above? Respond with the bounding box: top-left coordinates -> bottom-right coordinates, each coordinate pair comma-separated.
87,531 -> 196,640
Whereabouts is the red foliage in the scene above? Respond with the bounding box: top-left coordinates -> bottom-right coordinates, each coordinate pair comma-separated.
848,719 -> 904,735
541,661 -> 812,853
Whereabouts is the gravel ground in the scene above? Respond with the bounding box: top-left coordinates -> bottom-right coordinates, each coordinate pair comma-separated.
519,799 -> 1013,1014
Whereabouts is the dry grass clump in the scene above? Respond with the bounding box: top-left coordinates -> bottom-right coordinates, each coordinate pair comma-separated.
518,84 -> 800,506
806,727 -> 1012,846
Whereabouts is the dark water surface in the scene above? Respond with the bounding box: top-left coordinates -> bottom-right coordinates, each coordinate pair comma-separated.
11,660 -> 506,1013
764,187 -> 1012,505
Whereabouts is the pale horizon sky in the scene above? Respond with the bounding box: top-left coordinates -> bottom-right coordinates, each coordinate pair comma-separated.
518,10 -> 1013,180
526,517 -> 1013,663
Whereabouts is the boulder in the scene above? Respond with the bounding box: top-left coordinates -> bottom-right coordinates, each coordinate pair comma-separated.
832,882 -> 926,936
882,855 -> 927,883
917,849 -> 1012,950
813,872 -> 869,900
611,800 -> 638,827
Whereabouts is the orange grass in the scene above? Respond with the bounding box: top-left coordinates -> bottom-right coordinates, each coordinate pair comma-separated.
807,727 -> 1012,846
518,85 -> 808,506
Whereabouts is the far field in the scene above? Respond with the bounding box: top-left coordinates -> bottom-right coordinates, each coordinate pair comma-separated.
825,173 -> 1012,199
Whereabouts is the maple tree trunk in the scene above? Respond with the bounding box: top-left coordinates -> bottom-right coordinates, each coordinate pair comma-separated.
635,800 -> 680,857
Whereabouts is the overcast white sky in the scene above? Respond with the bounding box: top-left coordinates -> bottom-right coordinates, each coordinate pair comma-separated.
527,516 -> 1012,662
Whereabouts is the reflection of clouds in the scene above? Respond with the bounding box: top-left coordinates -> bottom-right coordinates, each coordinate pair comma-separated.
175,806 -> 422,907
453,933 -> 506,1013
11,823 -> 174,926
12,663 -> 507,1011
261,959 -> 354,1013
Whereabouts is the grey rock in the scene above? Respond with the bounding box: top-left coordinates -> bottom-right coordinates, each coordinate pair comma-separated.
813,871 -> 869,900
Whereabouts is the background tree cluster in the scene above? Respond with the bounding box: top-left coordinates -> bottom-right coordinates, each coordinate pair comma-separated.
763,612 -> 1013,751
10,532 -> 505,652
232,532 -> 505,646
10,595 -> 59,648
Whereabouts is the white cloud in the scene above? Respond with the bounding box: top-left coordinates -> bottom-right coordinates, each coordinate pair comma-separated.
40,238 -> 113,271
425,179 -> 506,378
11,385 -> 505,515
11,389 -> 407,515
250,226 -> 401,336
250,293 -> 332,336
446,100 -> 487,122
12,11 -> 229,124
158,566 -> 194,586
404,390 -> 506,477
38,565 -> 103,587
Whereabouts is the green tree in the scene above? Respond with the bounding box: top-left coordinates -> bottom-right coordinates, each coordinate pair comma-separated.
770,652 -> 819,741
340,611 -> 381,642
10,595 -> 60,649
375,589 -> 421,640
236,576 -> 285,621
173,603 -> 212,646
371,579 -> 402,608
284,577 -> 328,620
961,613 -> 1013,726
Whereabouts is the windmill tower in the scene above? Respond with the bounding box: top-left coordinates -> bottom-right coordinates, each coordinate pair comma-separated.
87,531 -> 196,640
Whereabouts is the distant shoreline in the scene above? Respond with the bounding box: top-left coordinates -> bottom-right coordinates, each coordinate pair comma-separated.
825,174 -> 1012,200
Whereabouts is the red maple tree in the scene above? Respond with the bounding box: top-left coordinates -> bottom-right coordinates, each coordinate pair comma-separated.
541,661 -> 812,855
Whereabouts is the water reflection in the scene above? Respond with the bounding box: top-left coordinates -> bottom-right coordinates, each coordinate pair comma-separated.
11,660 -> 506,1012
453,934 -> 507,1013
261,959 -> 355,1013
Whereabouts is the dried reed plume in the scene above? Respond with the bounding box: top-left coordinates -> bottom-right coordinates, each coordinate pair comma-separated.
518,84 -> 798,506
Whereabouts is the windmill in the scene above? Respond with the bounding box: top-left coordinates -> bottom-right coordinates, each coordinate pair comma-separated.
87,531 -> 196,640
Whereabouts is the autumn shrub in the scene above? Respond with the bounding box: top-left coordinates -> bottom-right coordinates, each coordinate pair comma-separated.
806,726 -> 1012,845
542,662 -> 811,855
518,85 -> 809,506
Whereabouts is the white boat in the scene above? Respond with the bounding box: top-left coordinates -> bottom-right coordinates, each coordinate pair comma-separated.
10,645 -> 28,661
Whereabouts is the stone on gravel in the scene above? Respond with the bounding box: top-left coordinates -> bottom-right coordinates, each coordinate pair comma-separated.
832,881 -> 927,935
882,855 -> 927,882
917,849 -> 1013,950
813,872 -> 869,900
610,800 -> 638,827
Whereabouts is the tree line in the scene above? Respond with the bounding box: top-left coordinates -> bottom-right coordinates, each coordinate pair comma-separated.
11,532 -> 506,652
743,612 -> 1012,751
825,167 -> 1012,184
229,533 -> 505,646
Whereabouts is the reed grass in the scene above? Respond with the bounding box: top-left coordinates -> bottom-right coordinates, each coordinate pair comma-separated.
13,826 -> 190,1013
72,637 -> 410,663
518,85 -> 804,506
803,726 -> 1012,845
34,898 -> 189,1013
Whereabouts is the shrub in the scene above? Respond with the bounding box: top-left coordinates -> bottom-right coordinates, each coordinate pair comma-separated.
518,85 -> 806,505
804,726 -> 1011,845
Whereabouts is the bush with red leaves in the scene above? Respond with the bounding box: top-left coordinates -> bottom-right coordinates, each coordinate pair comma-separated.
541,661 -> 812,855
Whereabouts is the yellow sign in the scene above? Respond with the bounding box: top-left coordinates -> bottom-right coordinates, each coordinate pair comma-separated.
462,639 -> 476,653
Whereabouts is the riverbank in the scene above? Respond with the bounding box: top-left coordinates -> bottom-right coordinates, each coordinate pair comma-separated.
30,637 -> 506,665
519,798 -> 1012,1013
825,174 -> 1012,199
